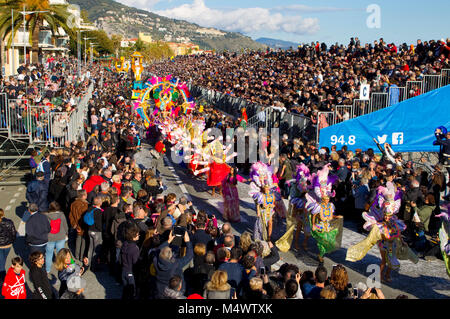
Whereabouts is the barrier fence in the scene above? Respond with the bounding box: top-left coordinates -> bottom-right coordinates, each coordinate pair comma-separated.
150,69 -> 450,146
369,93 -> 388,113
335,105 -> 352,124
313,68 -> 450,145
406,81 -> 423,99
423,75 -> 441,93
1,82 -> 93,147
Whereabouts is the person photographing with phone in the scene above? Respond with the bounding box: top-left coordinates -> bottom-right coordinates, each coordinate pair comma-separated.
153,228 -> 193,298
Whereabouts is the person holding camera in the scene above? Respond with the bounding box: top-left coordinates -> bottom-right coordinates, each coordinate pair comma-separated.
153,229 -> 193,298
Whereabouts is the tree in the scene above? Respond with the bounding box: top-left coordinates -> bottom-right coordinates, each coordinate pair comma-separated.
0,0 -> 74,64
110,34 -> 122,57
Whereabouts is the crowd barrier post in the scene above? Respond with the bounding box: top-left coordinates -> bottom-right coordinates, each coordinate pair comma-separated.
352,99 -> 370,118
7,98 -> 31,141
369,93 -> 388,113
334,105 -> 353,123
405,81 -> 423,99
441,69 -> 450,87
423,75 -> 441,93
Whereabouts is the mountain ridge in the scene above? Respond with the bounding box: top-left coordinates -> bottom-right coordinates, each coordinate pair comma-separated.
68,0 -> 267,52
256,37 -> 300,50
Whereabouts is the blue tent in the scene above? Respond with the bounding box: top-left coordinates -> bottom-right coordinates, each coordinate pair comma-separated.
319,85 -> 450,152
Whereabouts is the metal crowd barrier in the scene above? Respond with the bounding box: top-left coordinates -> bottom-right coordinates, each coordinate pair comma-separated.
152,68 -> 450,144
1,82 -> 93,148
335,105 -> 352,123
406,81 -> 423,99
423,74 -> 441,93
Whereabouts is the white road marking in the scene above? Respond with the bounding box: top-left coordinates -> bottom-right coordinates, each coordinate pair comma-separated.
18,187 -> 24,191
9,198 -> 16,204
163,156 -> 194,205
14,193 -> 20,197
5,205 -> 11,211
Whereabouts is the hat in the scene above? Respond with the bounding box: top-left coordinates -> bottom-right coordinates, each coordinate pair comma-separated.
66,274 -> 86,292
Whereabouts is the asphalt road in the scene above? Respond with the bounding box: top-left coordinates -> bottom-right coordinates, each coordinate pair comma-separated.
1,144 -> 449,299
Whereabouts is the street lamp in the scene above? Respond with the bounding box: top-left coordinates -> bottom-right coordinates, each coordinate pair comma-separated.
89,43 -> 99,65
77,29 -> 89,78
83,37 -> 94,66
18,4 -> 48,65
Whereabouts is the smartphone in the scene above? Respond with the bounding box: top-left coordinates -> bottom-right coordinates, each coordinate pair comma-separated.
260,267 -> 266,275
173,226 -> 186,237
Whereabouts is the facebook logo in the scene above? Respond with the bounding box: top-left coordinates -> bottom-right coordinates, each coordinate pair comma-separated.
392,132 -> 404,145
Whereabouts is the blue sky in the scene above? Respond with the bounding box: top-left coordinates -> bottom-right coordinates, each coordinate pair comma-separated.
117,0 -> 450,45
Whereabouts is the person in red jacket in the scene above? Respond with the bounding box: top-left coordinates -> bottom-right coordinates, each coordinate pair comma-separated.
155,139 -> 166,154
82,168 -> 106,194
2,256 -> 26,299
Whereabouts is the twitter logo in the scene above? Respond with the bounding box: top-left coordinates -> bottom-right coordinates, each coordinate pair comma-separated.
377,135 -> 388,144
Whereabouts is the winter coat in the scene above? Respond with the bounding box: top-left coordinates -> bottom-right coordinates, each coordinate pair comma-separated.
415,204 -> 436,232
111,211 -> 129,249
2,268 -> 26,299
120,240 -> 140,274
26,212 -> 51,246
82,175 -> 106,194
26,180 -> 49,212
29,264 -> 54,299
161,287 -> 186,299
0,217 -> 16,247
45,211 -> 69,242
154,241 -> 193,297
203,285 -> 232,299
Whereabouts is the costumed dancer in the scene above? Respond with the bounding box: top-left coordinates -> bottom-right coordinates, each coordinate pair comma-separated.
194,137 -> 236,197
305,164 -> 343,263
276,163 -> 311,252
434,204 -> 450,278
249,162 -> 284,241
221,166 -> 246,223
346,182 -> 418,282
271,173 -> 287,219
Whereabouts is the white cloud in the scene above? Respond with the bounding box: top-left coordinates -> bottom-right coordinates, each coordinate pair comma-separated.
273,4 -> 353,13
154,0 -> 320,35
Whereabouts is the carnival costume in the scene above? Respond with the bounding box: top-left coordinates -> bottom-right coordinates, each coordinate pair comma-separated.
276,163 -> 311,252
221,169 -> 248,223
249,162 -> 284,241
346,182 -> 418,270
436,204 -> 450,278
305,164 -> 343,259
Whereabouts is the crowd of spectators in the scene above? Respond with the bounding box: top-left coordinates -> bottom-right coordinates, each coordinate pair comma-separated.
0,43 -> 448,300
149,38 -> 450,121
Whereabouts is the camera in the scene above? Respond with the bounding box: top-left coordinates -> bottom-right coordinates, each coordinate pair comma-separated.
173,226 -> 186,237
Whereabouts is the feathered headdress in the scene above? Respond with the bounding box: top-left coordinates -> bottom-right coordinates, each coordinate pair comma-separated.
312,164 -> 338,199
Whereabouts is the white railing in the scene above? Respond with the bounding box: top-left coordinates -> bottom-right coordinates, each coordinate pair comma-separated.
2,82 -> 93,147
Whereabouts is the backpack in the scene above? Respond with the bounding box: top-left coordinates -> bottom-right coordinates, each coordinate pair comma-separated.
83,208 -> 96,226
50,218 -> 61,234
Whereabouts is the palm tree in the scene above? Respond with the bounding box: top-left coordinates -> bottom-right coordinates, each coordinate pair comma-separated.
0,0 -> 74,64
